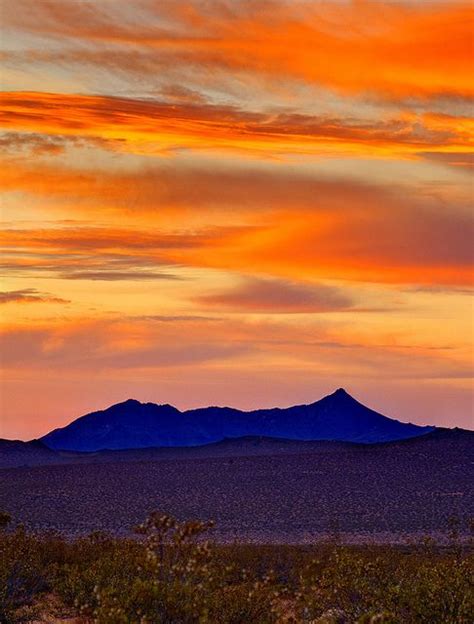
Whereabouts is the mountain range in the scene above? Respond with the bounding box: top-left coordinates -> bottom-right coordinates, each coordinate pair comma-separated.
40,388 -> 434,452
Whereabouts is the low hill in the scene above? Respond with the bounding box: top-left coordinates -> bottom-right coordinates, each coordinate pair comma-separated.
3,428 -> 471,470
0,438 -> 59,469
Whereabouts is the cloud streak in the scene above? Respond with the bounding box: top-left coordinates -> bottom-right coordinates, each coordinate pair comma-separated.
0,92 -> 471,159
2,1 -> 473,101
0,288 -> 69,304
0,166 -> 474,286
196,276 -> 354,313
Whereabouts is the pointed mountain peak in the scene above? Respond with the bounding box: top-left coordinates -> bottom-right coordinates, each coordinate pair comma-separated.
326,388 -> 354,401
307,388 -> 357,410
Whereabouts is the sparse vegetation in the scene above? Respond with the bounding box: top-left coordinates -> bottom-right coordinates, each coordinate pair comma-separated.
0,511 -> 472,623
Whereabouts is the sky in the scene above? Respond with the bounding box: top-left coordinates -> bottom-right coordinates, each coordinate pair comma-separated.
0,0 -> 473,439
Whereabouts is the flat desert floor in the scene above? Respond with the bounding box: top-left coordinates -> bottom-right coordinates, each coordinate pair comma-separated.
1,430 -> 472,543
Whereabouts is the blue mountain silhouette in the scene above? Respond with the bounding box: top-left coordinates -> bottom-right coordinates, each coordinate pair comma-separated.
40,389 -> 434,452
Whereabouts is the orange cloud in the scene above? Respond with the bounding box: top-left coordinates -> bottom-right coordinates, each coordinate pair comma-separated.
202,208 -> 474,287
1,147 -> 472,287
1,92 -> 471,159
2,144 -> 473,287
0,315 -> 468,379
1,197 -> 472,287
0,224 -> 214,282
0,150 -> 471,227
3,1 -> 473,101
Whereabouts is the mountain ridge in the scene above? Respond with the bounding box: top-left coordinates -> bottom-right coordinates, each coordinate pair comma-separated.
40,388 -> 435,452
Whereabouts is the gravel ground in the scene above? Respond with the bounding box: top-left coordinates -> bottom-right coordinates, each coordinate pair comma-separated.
1,431 -> 472,543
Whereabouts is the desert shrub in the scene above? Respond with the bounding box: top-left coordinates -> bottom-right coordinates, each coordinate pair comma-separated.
91,513 -> 280,623
83,514 -> 215,622
296,547 -> 396,622
44,512 -> 281,623
392,555 -> 474,623
0,510 -> 472,623
295,542 -> 474,624
206,576 -> 280,624
52,532 -> 143,618
0,525 -> 45,623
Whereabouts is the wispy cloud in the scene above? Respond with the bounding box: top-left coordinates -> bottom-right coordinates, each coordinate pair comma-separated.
196,276 -> 354,313
3,1 -> 472,101
0,288 -> 69,304
1,185 -> 472,287
0,92 -> 470,159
